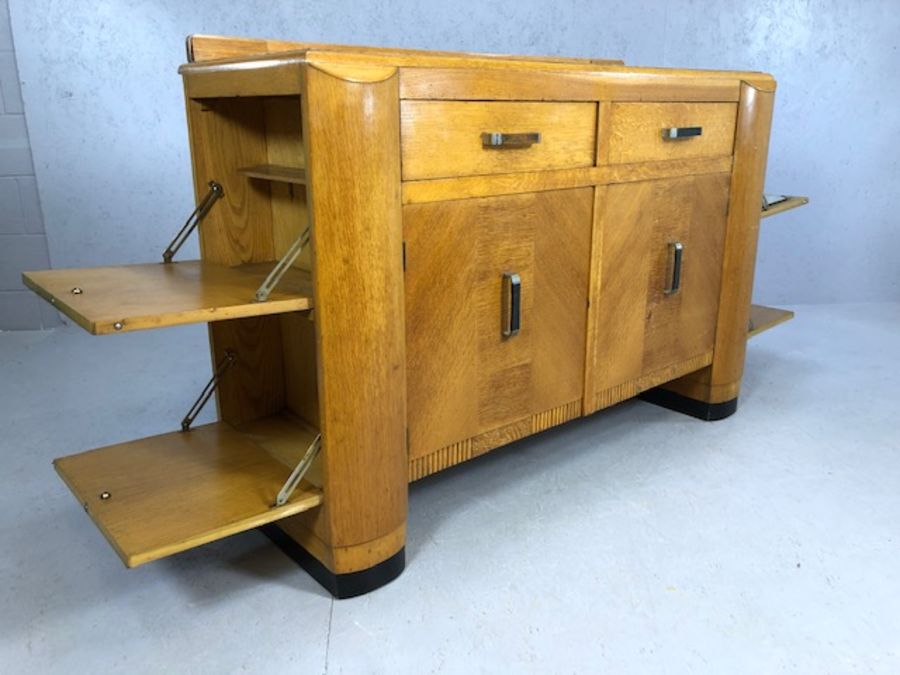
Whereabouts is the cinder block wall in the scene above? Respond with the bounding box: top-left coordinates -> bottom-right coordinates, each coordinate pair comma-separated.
0,0 -> 57,329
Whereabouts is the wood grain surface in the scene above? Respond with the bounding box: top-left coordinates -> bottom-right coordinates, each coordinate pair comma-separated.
54,416 -> 322,568
748,304 -> 794,338
401,101 -> 597,180
404,188 -> 592,459
585,173 -> 730,412
22,261 -> 312,335
607,102 -> 738,164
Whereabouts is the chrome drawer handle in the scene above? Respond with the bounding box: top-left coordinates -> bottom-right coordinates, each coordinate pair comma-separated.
665,242 -> 684,295
502,272 -> 521,337
482,132 -> 541,149
662,126 -> 703,141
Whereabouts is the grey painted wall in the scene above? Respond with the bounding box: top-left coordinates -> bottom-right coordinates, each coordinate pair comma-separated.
7,0 -> 900,310
0,0 -> 58,329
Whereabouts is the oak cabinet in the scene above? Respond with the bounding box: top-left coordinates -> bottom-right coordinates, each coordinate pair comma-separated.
21,35 -> 802,598
405,188 -> 593,460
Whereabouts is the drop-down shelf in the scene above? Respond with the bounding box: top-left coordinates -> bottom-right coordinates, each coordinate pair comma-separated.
748,304 -> 794,338
23,260 -> 313,335
239,164 -> 307,185
761,195 -> 809,219
54,412 -> 322,567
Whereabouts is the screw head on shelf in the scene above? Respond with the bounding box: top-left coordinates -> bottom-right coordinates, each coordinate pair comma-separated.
99,491 -> 111,500
71,287 -> 83,295
113,321 -> 124,331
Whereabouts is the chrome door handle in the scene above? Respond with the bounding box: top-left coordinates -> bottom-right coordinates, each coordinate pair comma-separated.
662,126 -> 702,141
665,242 -> 683,295
502,272 -> 521,337
482,132 -> 541,149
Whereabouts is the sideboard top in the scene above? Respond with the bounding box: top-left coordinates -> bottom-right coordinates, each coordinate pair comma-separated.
183,34 -> 775,90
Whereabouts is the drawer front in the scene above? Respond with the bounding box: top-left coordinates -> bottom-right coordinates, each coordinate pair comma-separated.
401,101 -> 597,180
607,102 -> 737,164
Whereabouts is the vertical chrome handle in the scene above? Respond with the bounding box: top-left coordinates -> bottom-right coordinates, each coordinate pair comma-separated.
662,126 -> 702,141
665,242 -> 683,295
502,272 -> 521,337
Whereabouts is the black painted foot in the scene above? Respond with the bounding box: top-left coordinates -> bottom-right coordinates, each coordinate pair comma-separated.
260,524 -> 405,598
639,388 -> 738,421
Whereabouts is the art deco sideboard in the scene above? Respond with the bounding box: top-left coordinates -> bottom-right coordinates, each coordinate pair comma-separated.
22,35 -> 807,598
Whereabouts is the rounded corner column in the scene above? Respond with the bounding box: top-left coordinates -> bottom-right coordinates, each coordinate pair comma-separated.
645,82 -> 774,420
274,64 -> 407,596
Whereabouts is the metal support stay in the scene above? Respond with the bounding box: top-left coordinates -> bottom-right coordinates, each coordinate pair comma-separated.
163,181 -> 224,263
275,433 -> 321,507
255,227 -> 310,302
180,350 -> 236,431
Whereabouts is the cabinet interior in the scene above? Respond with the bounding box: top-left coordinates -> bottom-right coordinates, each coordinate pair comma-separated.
32,92 -> 325,566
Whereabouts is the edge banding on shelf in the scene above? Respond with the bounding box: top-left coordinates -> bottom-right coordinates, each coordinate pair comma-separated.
239,164 -> 307,185
53,412 -> 323,568
22,261 -> 314,335
748,304 -> 794,338
761,194 -> 809,219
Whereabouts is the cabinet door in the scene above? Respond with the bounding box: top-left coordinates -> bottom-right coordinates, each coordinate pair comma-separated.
587,173 -> 729,411
404,188 -> 593,461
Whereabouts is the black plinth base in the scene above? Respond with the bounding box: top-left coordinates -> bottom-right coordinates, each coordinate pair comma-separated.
260,524 -> 405,599
639,387 -> 738,421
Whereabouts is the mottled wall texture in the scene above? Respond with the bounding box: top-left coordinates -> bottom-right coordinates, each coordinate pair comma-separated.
0,0 -> 58,329
6,0 -> 900,323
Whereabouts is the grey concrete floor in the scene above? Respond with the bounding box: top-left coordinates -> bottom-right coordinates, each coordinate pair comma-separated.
1,303 -> 898,673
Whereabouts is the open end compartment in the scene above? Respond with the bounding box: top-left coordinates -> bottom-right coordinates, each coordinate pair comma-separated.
187,93 -> 312,274
24,92 -> 313,335
51,86 -> 325,567
53,307 -> 323,567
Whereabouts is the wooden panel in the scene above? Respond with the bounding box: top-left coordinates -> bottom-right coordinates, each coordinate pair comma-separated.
54,416 -> 322,568
760,195 -> 808,219
186,34 -> 623,68
237,411 -> 323,486
181,57 -> 305,98
405,188 -> 592,460
183,95 -> 284,427
400,68 -> 743,102
408,399 -> 582,481
607,103 -> 738,164
298,67 -> 408,556
587,181 -> 655,403
662,84 -> 776,404
592,352 -> 713,411
185,96 -> 275,267
280,311 -> 320,426
748,304 -> 794,338
22,261 -> 312,335
400,101 -> 597,180
240,164 -> 307,184
585,174 -> 729,412
400,156 -> 733,204
207,316 -> 287,427
261,97 -> 311,272
642,174 -> 730,373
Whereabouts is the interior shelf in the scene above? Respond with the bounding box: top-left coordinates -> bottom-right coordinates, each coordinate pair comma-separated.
54,412 -> 322,567
761,195 -> 809,219
239,164 -> 307,185
23,260 -> 313,335
748,304 -> 794,338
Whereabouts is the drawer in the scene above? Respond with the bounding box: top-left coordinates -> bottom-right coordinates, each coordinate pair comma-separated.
607,102 -> 737,164
400,101 -> 597,180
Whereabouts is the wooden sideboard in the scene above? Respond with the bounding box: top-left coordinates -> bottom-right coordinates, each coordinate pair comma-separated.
23,35 -> 805,598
